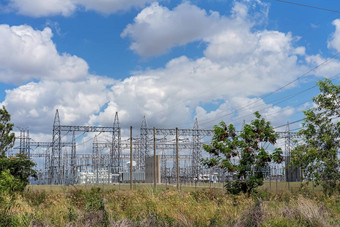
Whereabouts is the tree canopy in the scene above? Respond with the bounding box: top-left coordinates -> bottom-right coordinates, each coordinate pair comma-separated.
290,79 -> 340,195
0,106 -> 36,192
202,112 -> 283,196
0,106 -> 15,157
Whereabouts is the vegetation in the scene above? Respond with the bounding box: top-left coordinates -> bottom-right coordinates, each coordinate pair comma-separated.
0,105 -> 15,157
290,79 -> 340,196
0,152 -> 37,192
0,185 -> 338,226
202,112 -> 283,196
0,106 -> 37,192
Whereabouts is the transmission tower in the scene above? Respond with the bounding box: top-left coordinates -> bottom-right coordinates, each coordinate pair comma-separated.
71,131 -> 76,185
50,109 -> 61,184
139,116 -> 148,170
110,112 -> 121,181
192,118 -> 202,181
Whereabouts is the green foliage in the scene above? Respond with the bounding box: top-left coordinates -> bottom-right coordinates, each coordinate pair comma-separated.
0,106 -> 15,157
202,112 -> 283,196
0,212 -> 20,226
0,106 -> 37,193
0,152 -> 37,192
290,79 -> 340,196
68,187 -> 104,212
0,169 -> 24,194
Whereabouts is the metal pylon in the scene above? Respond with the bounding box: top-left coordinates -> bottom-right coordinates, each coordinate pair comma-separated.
71,131 -> 76,185
93,135 -> 100,184
139,116 -> 148,170
50,109 -> 61,184
26,130 -> 30,159
161,148 -> 167,183
192,118 -> 202,181
171,146 -> 177,183
111,112 -> 121,179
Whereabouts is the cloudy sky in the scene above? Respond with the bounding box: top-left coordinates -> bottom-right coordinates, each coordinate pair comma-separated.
0,0 -> 339,141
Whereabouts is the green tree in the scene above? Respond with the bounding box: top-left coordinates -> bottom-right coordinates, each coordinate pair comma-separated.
0,169 -> 24,194
0,152 -> 37,191
202,112 -> 283,196
0,106 -> 36,192
0,106 -> 15,157
290,79 -> 340,196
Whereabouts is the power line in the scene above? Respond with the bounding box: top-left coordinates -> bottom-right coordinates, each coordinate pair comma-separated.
274,118 -> 305,129
224,83 -> 319,125
275,0 -> 340,14
197,53 -> 340,127
274,113 -> 340,130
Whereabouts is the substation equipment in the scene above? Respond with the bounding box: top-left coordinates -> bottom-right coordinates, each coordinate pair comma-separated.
13,110 -> 300,185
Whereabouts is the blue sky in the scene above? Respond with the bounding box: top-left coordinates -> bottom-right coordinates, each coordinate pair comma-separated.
0,0 -> 339,140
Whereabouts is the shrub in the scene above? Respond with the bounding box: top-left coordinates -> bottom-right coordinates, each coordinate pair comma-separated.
0,169 -> 25,194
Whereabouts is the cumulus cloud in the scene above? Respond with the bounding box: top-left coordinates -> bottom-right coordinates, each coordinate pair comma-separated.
6,0 -> 155,17
1,0 -> 333,138
2,76 -> 114,133
328,19 -> 340,52
305,54 -> 340,78
90,46 -> 304,129
8,0 -> 76,17
0,25 -> 89,84
93,1 -> 310,128
121,2 -> 226,57
195,97 -> 295,129
121,0 -> 307,67
302,19 -> 340,79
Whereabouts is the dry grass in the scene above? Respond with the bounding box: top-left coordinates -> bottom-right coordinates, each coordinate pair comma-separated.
0,185 -> 338,226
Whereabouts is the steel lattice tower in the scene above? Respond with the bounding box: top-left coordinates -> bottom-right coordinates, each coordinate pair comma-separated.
50,109 -> 61,184
111,112 -> 121,179
139,116 -> 148,170
171,146 -> 177,183
192,118 -> 201,181
26,130 -> 30,159
70,131 -> 76,185
161,148 -> 167,183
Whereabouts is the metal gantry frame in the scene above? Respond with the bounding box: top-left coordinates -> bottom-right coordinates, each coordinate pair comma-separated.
12,109 -> 298,185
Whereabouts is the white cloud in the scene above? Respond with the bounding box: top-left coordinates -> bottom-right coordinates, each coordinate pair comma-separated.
8,0 -> 76,17
328,19 -> 340,52
2,76 -> 115,133
0,25 -> 89,84
305,54 -> 340,78
195,97 -> 295,129
121,0 -> 307,68
1,1 -> 334,138
121,2 -> 226,56
304,19 -> 340,78
7,0 -> 155,17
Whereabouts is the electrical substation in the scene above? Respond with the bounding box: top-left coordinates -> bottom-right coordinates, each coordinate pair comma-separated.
13,110 -> 301,185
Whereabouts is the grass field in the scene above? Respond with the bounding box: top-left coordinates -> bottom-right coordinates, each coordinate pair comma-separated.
28,180 -> 322,193
1,181 -> 337,226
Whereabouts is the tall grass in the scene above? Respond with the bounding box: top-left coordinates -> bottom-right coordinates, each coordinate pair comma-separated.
0,185 -> 338,226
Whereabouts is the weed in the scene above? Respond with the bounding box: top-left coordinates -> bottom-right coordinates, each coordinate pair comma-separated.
23,190 -> 47,206
0,213 -> 20,226
236,198 -> 263,227
67,207 -> 77,222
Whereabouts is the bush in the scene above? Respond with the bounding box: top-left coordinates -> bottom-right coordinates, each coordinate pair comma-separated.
0,169 -> 25,194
